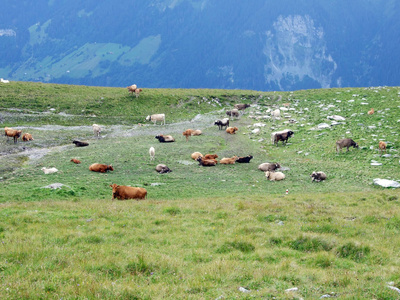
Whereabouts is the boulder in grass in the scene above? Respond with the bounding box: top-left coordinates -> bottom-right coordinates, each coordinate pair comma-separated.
373,179 -> 400,188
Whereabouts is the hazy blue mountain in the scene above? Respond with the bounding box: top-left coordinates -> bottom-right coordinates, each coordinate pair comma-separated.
0,0 -> 399,91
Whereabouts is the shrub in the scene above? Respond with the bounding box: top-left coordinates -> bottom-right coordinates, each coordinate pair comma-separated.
216,241 -> 255,253
163,207 -> 181,216
386,217 -> 400,230
289,236 -> 333,252
336,242 -> 370,262
269,237 -> 283,246
258,214 -> 287,223
126,255 -> 156,276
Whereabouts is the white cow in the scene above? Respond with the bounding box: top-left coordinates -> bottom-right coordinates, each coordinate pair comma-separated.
146,114 -> 165,125
149,147 -> 155,161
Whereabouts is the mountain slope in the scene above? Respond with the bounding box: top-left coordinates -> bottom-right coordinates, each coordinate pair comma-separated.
0,0 -> 399,90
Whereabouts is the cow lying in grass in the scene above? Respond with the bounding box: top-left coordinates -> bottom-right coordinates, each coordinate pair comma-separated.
22,133 -> 34,141
236,155 -> 253,163
110,184 -> 147,200
89,163 -> 113,173
73,140 -> 89,147
71,158 -> 81,164
155,135 -> 175,143
196,156 -> 217,166
311,171 -> 326,182
156,164 -> 172,174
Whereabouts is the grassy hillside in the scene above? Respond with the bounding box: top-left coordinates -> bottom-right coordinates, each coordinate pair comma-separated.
0,82 -> 400,299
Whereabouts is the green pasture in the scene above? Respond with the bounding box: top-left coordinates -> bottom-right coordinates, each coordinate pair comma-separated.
0,82 -> 400,299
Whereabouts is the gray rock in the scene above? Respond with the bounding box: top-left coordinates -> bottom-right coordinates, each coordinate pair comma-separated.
317,123 -> 330,129
373,179 -> 400,188
42,183 -> 69,189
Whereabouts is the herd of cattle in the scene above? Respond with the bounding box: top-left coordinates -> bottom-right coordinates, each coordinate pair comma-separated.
5,100 -> 386,201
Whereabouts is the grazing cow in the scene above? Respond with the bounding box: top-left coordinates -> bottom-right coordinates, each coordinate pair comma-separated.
126,85 -> 143,97
368,108 -> 374,115
311,171 -> 327,182
146,114 -> 165,125
234,103 -> 251,111
89,163 -> 114,173
22,133 -> 34,141
73,140 -> 89,147
149,147 -> 155,161
379,141 -> 387,156
236,155 -> 253,163
336,138 -> 359,153
191,152 -> 203,160
70,158 -> 81,164
219,156 -> 239,164
226,109 -> 239,118
183,129 -> 194,141
196,156 -> 217,166
127,84 -> 137,95
274,130 -> 294,146
155,164 -> 172,174
134,88 -> 143,98
41,167 -> 58,174
214,118 -> 230,130
5,129 -> 22,143
92,124 -> 101,137
265,171 -> 285,181
204,154 -> 218,160
226,127 -> 238,134
155,135 -> 175,143
271,129 -> 292,144
258,163 -> 281,172
110,184 -> 147,200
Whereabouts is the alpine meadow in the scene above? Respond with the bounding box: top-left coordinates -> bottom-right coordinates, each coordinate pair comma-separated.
1,82 -> 400,299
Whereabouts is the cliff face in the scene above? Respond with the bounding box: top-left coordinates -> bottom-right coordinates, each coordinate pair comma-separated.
0,0 -> 398,90
263,15 -> 337,90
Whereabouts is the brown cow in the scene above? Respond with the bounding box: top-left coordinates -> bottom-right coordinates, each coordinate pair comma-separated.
336,138 -> 358,153
183,129 -> 194,141
204,154 -> 218,160
4,127 -> 11,136
134,88 -> 143,98
379,141 -> 387,156
71,158 -> 81,164
89,163 -> 114,173
22,133 -> 34,141
5,129 -> 22,143
110,184 -> 147,200
191,152 -> 203,160
368,108 -> 374,115
220,156 -> 239,164
274,130 -> 294,146
196,156 -> 217,166
234,103 -> 250,110
127,84 -> 137,95
226,127 -> 238,134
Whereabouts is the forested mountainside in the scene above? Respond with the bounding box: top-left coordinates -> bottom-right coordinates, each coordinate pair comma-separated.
0,0 -> 399,90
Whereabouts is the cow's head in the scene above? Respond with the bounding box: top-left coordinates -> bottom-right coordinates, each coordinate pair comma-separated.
110,184 -> 119,192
